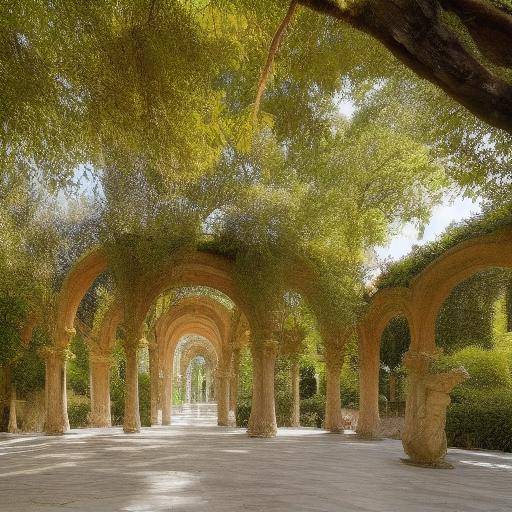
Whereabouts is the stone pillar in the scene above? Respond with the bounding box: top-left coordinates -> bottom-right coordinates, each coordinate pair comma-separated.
44,347 -> 69,435
161,373 -> 172,425
228,349 -> 241,426
89,354 -> 112,427
217,369 -> 230,426
185,367 -> 192,404
149,344 -> 160,426
290,358 -> 300,427
8,384 -> 18,433
123,344 -> 141,433
356,329 -> 381,438
324,344 -> 344,433
401,350 -> 468,467
248,340 -> 278,438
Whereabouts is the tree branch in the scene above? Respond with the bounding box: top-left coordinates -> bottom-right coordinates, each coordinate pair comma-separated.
299,0 -> 512,134
253,0 -> 299,123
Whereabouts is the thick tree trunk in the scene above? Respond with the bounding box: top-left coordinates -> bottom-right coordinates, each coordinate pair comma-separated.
299,0 -> 512,133
290,359 -> 301,427
123,345 -> 141,433
89,355 -> 112,428
248,341 -> 278,438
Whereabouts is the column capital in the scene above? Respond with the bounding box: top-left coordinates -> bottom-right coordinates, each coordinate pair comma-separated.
89,352 -> 113,364
39,345 -> 70,362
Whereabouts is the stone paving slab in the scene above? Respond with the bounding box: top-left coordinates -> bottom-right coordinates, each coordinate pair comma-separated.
0,426 -> 511,511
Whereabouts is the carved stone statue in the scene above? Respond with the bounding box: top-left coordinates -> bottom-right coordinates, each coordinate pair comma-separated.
401,350 -> 468,468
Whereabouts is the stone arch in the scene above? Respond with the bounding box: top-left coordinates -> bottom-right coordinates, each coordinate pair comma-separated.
359,226 -> 512,464
409,228 -> 512,352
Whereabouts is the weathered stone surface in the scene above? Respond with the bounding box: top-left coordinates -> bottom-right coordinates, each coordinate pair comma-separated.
1,421 -> 511,511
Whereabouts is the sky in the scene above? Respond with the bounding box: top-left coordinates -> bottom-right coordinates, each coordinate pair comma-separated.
375,194 -> 482,262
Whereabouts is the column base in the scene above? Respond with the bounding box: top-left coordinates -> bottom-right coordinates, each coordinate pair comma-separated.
123,426 -> 140,434
247,424 -> 277,438
401,458 -> 453,469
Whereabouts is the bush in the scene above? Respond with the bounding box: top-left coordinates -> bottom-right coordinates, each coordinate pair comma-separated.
300,364 -> 317,399
300,395 -> 325,428
236,398 -> 251,428
447,388 -> 512,452
138,372 -> 151,427
67,394 -> 90,428
438,346 -> 512,389
110,368 -> 125,426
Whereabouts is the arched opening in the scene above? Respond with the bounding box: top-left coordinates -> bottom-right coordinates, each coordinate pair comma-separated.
433,267 -> 512,452
379,315 -> 410,417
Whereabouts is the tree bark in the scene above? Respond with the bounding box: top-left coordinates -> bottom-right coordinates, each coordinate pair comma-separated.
248,340 -> 278,438
123,344 -> 141,433
299,0 -> 512,133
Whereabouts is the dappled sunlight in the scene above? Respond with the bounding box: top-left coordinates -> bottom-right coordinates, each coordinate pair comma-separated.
459,460 -> 512,471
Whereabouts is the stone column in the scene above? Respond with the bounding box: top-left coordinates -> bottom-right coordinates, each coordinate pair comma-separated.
356,329 -> 381,438
216,369 -> 230,426
248,340 -> 278,438
123,343 -> 141,433
148,344 -> 160,426
185,367 -> 192,404
89,353 -> 112,427
161,372 -> 172,425
44,347 -> 69,435
290,358 -> 300,427
228,349 -> 241,426
324,344 -> 344,433
7,384 -> 18,433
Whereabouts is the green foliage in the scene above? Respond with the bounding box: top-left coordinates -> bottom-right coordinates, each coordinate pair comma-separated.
377,205 -> 512,289
447,388 -> 512,452
67,335 -> 90,396
236,398 -> 251,428
437,347 -> 512,389
300,395 -> 325,428
67,394 -> 90,429
436,269 -> 512,353
299,364 -> 317,399
138,372 -> 151,427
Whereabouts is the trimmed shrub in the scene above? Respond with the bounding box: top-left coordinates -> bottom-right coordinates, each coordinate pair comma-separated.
447,388 -> 512,452
138,372 -> 151,427
236,398 -> 251,428
67,394 -> 90,428
300,395 -> 325,428
438,346 -> 511,389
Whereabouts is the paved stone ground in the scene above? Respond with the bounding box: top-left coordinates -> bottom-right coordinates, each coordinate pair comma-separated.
0,404 -> 511,512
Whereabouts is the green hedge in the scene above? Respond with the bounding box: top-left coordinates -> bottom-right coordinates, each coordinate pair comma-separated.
236,395 -> 327,429
447,388 -> 512,452
436,347 -> 512,389
68,394 -> 90,428
300,395 -> 325,428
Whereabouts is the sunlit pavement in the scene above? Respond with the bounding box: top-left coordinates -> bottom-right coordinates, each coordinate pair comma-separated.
0,405 -> 511,512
